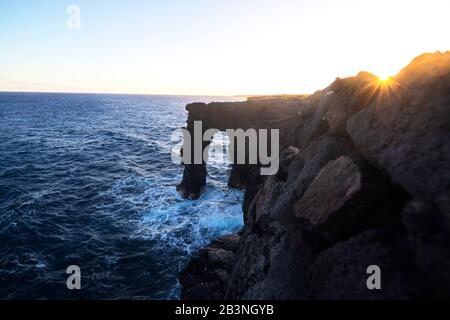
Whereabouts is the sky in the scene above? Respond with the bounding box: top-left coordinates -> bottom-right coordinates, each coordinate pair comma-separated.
1,0 -> 449,96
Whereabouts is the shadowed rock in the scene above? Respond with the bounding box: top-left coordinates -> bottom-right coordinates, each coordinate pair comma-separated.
323,71 -> 379,133
403,192 -> 450,298
294,156 -> 406,241
179,233 -> 240,300
307,229 -> 419,300
252,135 -> 356,231
225,226 -> 326,299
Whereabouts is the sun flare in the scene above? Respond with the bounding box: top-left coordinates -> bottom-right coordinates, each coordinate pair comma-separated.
378,75 -> 392,82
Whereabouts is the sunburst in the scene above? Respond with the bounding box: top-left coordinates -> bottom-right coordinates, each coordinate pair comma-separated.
378,75 -> 392,83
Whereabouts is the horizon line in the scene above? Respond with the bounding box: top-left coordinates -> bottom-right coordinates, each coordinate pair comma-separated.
0,89 -> 312,99
0,89 -> 244,98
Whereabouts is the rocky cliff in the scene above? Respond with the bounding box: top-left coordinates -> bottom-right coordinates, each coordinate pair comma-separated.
178,51 -> 450,299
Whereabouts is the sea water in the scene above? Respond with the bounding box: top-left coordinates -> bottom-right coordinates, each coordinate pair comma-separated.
0,92 -> 244,299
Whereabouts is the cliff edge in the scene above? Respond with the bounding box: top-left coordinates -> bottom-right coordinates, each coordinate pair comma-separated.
178,51 -> 450,299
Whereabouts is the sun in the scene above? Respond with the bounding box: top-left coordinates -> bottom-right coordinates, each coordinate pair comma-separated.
373,73 -> 401,95
376,75 -> 395,89
378,74 -> 392,82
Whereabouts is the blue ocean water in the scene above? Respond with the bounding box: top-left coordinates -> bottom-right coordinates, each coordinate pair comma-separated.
0,92 -> 244,300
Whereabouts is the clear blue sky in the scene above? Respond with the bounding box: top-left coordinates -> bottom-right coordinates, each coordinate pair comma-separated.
1,0 -> 449,95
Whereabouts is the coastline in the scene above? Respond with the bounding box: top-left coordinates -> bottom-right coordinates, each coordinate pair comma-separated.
177,51 -> 450,300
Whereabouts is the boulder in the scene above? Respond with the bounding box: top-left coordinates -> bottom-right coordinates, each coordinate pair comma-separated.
324,71 -> 379,133
347,52 -> 450,197
294,156 -> 406,241
252,135 -> 357,231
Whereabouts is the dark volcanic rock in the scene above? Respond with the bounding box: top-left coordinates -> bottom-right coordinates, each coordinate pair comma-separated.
177,164 -> 207,200
324,71 -> 379,133
179,52 -> 450,301
298,92 -> 332,149
347,52 -> 450,197
403,193 -> 450,298
225,225 -> 325,300
228,164 -> 261,189
294,156 -> 406,241
395,51 -> 450,88
253,135 -> 356,231
307,229 -> 419,300
179,233 -> 240,300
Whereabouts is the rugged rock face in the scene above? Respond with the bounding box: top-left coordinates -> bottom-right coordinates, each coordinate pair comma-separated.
294,156 -> 404,242
178,51 -> 450,300
347,53 -> 450,197
307,229 -> 419,300
252,135 -> 356,231
403,193 -> 450,298
179,233 -> 241,300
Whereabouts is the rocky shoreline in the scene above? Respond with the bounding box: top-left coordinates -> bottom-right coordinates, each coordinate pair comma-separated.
178,52 -> 450,299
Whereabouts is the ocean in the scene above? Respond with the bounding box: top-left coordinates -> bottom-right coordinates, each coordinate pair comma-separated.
0,92 -> 244,299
